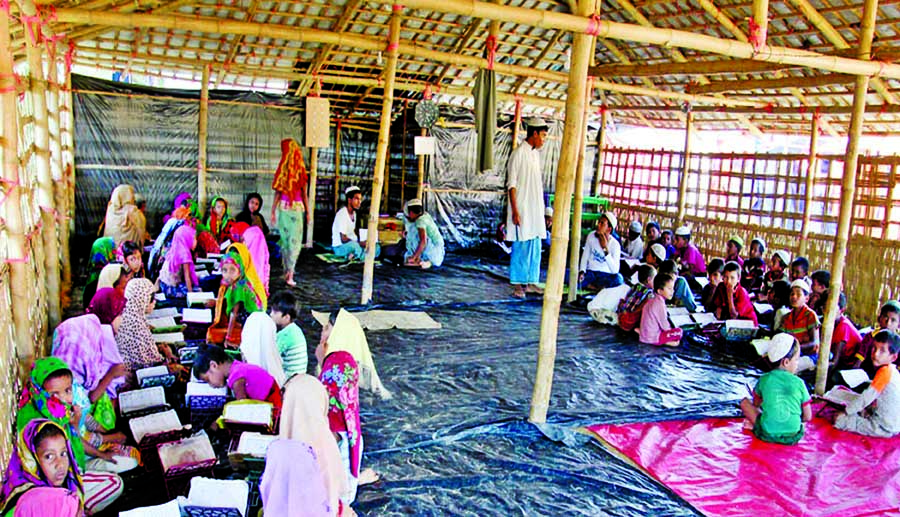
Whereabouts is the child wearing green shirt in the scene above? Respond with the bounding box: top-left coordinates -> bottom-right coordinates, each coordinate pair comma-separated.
269,291 -> 308,379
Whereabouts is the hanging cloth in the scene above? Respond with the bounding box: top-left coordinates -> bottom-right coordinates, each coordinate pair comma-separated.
472,37 -> 497,174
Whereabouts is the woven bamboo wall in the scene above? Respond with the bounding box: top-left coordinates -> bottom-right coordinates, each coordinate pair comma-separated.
597,146 -> 896,325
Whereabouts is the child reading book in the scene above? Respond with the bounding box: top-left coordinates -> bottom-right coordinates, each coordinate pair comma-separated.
193,345 -> 282,411
269,291 -> 308,379
710,261 -> 758,325
740,333 -> 811,445
658,260 -> 696,312
835,330 -> 900,438
701,259 -> 724,313
639,273 -> 683,347
859,300 -> 900,377
1,420 -> 84,517
777,279 -> 820,371
617,265 -> 656,332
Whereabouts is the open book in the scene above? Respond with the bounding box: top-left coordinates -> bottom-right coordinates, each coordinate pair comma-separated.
822,386 -> 862,407
120,498 -> 181,517
222,401 -> 273,427
153,332 -> 185,344
185,381 -> 227,403
136,365 -> 170,385
158,432 -> 215,472
752,302 -> 774,314
187,292 -> 216,306
147,316 -> 178,329
840,369 -> 870,389
149,307 -> 179,319
187,478 -> 249,517
129,409 -> 184,443
182,308 -> 213,324
235,432 -> 277,457
120,386 -> 167,416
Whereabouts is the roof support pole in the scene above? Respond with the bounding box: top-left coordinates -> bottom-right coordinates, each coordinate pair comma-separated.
816,0 -> 878,396
798,114 -> 819,257
361,5 -> 401,305
676,110 -> 694,226
529,0 -> 593,424
198,64 -> 210,213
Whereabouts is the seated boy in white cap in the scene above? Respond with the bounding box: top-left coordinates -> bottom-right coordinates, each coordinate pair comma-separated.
776,279 -> 821,372
741,333 -> 811,445
579,212 -> 623,292
623,220 -> 644,259
673,226 -> 706,277
331,185 -> 379,260
403,198 -> 444,268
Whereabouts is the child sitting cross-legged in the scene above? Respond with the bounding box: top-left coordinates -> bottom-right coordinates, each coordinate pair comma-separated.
617,265 -> 656,333
710,261 -> 758,324
639,272 -> 683,347
740,333 -> 811,445
858,300 -> 900,378
835,329 -> 900,438
269,291 -> 309,380
193,344 -> 282,412
701,259 -> 724,313
776,279 -> 820,372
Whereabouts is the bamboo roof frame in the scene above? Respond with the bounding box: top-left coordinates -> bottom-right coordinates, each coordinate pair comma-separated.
4,0 -> 900,133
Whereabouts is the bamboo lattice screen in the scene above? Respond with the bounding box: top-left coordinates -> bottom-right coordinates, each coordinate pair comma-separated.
597,146 -> 900,325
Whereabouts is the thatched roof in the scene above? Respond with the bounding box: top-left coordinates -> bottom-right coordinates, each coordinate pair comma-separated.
13,0 -> 900,135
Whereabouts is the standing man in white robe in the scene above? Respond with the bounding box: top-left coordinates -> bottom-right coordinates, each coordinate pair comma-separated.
507,117 -> 549,298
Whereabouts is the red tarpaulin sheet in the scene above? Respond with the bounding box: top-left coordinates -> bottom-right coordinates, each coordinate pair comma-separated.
588,414 -> 900,517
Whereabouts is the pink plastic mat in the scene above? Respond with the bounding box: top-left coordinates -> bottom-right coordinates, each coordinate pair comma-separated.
587,413 -> 900,517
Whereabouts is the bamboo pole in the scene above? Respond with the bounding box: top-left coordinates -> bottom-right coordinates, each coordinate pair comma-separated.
306,147 -> 318,249
198,64 -> 210,212
54,9 -> 764,107
1,11 -> 34,370
21,0 -> 61,329
688,73 -> 853,95
361,5 -> 401,305
400,103 -> 407,208
816,0 -> 878,396
416,128 -> 426,201
591,109 -> 608,196
567,79 -> 593,303
64,71 -> 76,255
676,110 -> 693,225
530,0 -> 593,424
587,58 -> 797,77
46,45 -> 71,302
511,99 -> 522,150
752,0 -> 769,47
798,114 -> 819,256
334,121 -> 342,212
392,0 -> 900,79
382,145 -> 390,215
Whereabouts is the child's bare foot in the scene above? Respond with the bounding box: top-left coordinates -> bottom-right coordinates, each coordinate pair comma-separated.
512,285 -> 526,299
104,431 -> 128,445
742,418 -> 754,433
358,468 -> 380,485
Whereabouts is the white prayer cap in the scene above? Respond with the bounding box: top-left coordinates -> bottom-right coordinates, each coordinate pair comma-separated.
766,333 -> 797,363
525,116 -> 548,129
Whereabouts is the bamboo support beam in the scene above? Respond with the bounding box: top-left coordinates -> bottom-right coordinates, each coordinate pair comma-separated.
816,0 -> 878,396
785,0 -> 896,105
567,82 -> 592,304
306,147 -> 318,249
295,0 -> 363,96
392,0 -> 900,79
416,128 -> 426,201
752,0 -> 769,47
334,121 -> 342,212
588,58 -> 796,77
1,11 -> 33,370
608,103 -> 900,115
46,45 -> 71,302
591,109 -> 608,196
198,64 -> 210,211
530,0 -> 593,425
676,110 -> 693,225
63,73 -> 76,256
21,0 -> 61,330
511,99 -> 522,149
53,8 -> 762,108
798,114 -> 819,256
688,73 -> 853,95
361,6 -> 401,305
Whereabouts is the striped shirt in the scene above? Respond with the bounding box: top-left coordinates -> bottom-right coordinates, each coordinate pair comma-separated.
778,305 -> 820,345
276,323 -> 308,379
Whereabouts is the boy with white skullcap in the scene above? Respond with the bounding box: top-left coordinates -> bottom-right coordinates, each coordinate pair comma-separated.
741,333 -> 811,445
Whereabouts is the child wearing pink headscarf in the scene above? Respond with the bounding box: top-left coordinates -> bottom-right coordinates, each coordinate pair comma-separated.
243,226 -> 270,294
159,225 -> 199,299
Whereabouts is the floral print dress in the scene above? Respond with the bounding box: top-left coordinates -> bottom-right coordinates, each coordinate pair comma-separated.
319,351 -> 361,478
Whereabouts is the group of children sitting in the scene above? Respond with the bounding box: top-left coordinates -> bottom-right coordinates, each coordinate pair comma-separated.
1,184 -> 397,516
586,215 -> 900,443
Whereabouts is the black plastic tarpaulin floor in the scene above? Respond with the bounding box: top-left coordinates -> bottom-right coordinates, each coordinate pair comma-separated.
280,253 -> 761,516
